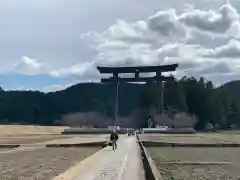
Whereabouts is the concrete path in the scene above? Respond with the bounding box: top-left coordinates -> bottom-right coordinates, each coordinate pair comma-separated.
53,136 -> 145,180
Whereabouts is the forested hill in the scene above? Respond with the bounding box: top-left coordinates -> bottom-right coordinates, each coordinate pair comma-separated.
219,80 -> 240,103
0,83 -> 144,125
0,77 -> 240,129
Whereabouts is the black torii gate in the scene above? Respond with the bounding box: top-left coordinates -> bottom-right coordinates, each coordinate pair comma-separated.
97,64 -> 178,124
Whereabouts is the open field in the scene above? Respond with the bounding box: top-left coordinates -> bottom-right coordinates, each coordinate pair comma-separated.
148,147 -> 240,180
0,125 -> 67,136
0,134 -> 109,145
139,133 -> 240,144
0,147 -> 101,180
141,133 -> 240,179
0,135 -> 73,144
0,126 -> 110,180
0,133 -> 109,179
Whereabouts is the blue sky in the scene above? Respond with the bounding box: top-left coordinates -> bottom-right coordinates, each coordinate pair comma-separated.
1,0 -> 240,92
0,73 -> 70,91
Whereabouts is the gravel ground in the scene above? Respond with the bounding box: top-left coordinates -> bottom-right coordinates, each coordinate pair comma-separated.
0,147 -> 101,180
198,134 -> 240,144
0,135 -> 73,144
158,164 -> 237,180
0,149 -> 12,152
138,134 -> 233,144
148,147 -> 240,180
139,133 -> 240,144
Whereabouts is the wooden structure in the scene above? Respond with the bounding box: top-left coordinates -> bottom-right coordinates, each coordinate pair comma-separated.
97,64 -> 178,124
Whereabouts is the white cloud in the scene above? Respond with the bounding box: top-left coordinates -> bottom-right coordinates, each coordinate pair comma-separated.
8,2 -> 240,88
13,56 -> 43,75
157,43 -> 204,60
40,84 -> 70,93
183,4 -> 195,12
203,39 -> 240,58
78,2 -> 240,84
97,43 -> 160,66
179,3 -> 239,35
148,9 -> 187,39
50,61 -> 99,80
3,0 -> 240,92
197,62 -> 232,74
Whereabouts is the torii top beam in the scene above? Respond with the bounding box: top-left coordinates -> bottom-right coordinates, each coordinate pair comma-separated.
97,64 -> 178,74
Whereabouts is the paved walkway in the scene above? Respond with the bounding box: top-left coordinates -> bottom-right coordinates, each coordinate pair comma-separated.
53,136 -> 145,180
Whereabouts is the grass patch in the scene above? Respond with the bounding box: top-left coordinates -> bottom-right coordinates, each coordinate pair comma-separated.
148,147 -> 240,180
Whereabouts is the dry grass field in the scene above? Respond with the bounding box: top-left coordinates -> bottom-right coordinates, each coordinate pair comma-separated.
139,133 -> 240,144
0,125 -> 67,136
0,147 -> 101,180
142,133 -> 240,180
0,135 -> 72,145
0,125 -> 107,180
148,147 -> 240,180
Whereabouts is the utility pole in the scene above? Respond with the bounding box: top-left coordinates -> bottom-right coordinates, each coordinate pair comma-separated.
162,81 -> 165,116
156,71 -> 164,116
115,82 -> 119,126
113,72 -> 119,126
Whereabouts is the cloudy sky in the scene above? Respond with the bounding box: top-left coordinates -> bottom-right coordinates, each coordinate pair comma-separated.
1,0 -> 240,92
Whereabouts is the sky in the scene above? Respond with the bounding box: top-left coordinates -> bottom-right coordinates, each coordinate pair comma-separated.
1,0 -> 240,92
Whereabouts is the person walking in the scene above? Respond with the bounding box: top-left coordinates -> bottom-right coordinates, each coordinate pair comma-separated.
110,129 -> 119,150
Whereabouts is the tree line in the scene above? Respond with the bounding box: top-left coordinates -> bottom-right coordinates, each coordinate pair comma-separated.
140,76 -> 240,129
0,77 -> 239,129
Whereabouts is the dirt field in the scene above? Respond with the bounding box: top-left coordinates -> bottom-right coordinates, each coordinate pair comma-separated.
148,147 -> 240,179
0,126 -> 108,180
143,133 -> 240,179
0,134 -> 109,146
0,125 -> 111,179
0,147 -> 101,180
0,125 -> 67,136
0,135 -> 73,145
139,133 -> 240,144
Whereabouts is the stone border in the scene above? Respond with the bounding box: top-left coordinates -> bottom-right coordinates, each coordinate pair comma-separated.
141,141 -> 240,147
137,136 -> 163,180
45,141 -> 108,148
62,132 -> 127,135
0,144 -> 20,148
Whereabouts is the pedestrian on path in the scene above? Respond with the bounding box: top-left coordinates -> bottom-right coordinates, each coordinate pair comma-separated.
110,129 -> 119,150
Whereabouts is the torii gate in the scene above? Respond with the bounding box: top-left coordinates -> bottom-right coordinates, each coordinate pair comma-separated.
97,64 -> 178,125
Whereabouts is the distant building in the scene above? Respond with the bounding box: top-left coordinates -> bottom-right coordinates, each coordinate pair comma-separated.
108,126 -> 120,131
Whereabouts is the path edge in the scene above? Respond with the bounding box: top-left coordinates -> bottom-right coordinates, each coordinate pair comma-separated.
52,145 -> 109,180
137,136 -> 163,180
